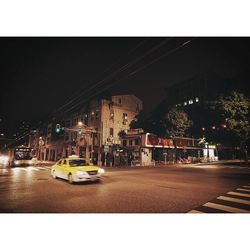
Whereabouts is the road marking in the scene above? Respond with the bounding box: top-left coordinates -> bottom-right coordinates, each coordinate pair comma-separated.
243,185 -> 250,189
188,210 -> 204,213
236,188 -> 250,192
217,196 -> 250,205
27,167 -> 39,171
19,168 -> 28,172
227,191 -> 250,198
37,167 -> 46,170
203,202 -> 249,213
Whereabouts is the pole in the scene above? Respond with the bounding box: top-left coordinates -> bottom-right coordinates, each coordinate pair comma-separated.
104,152 -> 107,167
90,132 -> 93,163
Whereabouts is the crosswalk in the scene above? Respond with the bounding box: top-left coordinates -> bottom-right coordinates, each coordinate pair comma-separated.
0,166 -> 51,174
188,183 -> 250,213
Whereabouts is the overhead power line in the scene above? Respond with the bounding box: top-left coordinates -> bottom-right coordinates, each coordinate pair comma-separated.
59,39 -> 193,116
53,38 -> 171,116
10,38 -> 194,146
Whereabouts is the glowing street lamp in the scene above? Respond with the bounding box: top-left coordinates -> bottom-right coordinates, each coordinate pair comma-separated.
78,121 -> 83,127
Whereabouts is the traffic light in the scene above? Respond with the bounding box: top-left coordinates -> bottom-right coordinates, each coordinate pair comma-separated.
55,124 -> 61,133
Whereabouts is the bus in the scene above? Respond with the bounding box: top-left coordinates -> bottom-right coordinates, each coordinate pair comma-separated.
10,146 -> 34,166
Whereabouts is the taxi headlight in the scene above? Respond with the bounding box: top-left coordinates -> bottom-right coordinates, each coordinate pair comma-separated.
76,171 -> 86,177
98,168 -> 105,174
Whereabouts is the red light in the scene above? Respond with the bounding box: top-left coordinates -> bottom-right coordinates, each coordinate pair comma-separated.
202,127 -> 205,131
221,124 -> 227,128
212,126 -> 216,130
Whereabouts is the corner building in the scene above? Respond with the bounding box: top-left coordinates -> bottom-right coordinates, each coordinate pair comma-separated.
32,94 -> 143,165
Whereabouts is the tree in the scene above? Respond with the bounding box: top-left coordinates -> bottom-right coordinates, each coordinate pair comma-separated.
130,111 -> 145,129
164,107 -> 193,137
212,91 -> 250,140
118,130 -> 127,138
211,91 -> 250,162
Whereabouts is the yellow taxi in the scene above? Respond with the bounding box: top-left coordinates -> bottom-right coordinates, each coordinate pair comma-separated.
51,157 -> 105,184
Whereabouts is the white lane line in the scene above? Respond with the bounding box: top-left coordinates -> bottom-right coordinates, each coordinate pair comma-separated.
227,191 -> 250,198
217,196 -> 250,205
19,168 -> 28,172
237,188 -> 250,192
30,167 -> 39,171
243,185 -> 250,189
188,210 -> 204,213
203,202 -> 249,213
37,167 -> 45,170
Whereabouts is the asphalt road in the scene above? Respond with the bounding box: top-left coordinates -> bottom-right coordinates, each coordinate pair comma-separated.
0,162 -> 250,213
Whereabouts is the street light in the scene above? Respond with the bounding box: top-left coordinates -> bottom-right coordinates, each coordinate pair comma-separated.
78,121 -> 83,127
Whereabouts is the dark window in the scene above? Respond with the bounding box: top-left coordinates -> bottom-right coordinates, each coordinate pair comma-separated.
123,140 -> 127,146
110,128 -> 114,137
129,140 -> 133,146
136,103 -> 139,112
65,120 -> 71,128
118,98 -> 122,105
69,159 -> 88,166
135,138 -> 140,145
95,111 -> 99,120
65,132 -> 69,141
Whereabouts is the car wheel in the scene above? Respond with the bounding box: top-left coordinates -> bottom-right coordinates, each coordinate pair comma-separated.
68,174 -> 73,184
52,171 -> 57,179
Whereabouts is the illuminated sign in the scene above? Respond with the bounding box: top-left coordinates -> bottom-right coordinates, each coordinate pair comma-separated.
145,134 -> 174,148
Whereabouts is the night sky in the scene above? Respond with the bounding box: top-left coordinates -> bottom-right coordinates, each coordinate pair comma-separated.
1,37 -> 250,137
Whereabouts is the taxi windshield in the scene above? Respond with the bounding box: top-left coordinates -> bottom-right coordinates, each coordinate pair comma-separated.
69,159 -> 88,167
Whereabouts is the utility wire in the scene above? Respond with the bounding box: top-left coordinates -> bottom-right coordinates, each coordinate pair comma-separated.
53,38 -> 150,114
10,38 -> 193,146
54,38 -> 171,116
60,39 -> 193,116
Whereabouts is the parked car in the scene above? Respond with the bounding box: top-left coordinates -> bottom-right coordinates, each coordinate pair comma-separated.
51,157 -> 105,184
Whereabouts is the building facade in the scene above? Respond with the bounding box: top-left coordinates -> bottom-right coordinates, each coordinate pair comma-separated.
29,94 -> 143,165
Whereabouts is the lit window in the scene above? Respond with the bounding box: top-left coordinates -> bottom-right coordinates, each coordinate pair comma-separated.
122,113 -> 128,125
188,99 -> 193,105
195,97 -> 199,102
184,102 -> 187,106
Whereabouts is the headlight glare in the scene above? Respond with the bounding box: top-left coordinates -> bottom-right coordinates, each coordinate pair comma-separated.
98,168 -> 105,174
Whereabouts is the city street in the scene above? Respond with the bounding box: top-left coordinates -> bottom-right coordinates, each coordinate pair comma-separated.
0,161 -> 249,213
